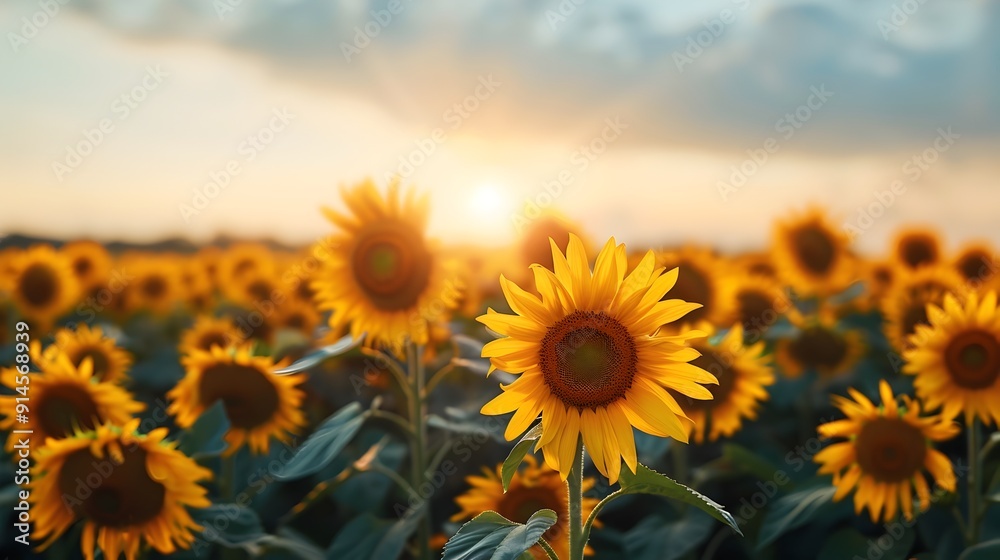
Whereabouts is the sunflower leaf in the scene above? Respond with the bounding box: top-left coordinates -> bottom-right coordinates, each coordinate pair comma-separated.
756,484 -> 837,549
959,539 -> 1000,560
273,334 -> 362,375
371,500 -> 427,560
177,400 -> 230,459
617,463 -> 743,536
502,423 -> 545,491
275,403 -> 369,480
442,509 -> 557,560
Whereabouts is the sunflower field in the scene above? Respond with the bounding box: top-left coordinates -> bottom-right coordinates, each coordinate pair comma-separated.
1,179 -> 999,560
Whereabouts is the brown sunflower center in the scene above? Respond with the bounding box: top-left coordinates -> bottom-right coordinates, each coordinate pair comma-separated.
246,279 -> 274,302
748,261 -> 776,277
19,263 -> 59,307
539,311 -> 637,410
198,363 -> 280,429
496,482 -> 566,541
683,350 -> 734,411
900,301 -> 930,346
284,313 -> 306,330
37,383 -> 100,438
351,220 -> 432,311
788,326 -> 848,369
58,448 -> 166,527
663,262 -> 711,323
944,330 -> 1000,389
899,236 -> 937,268
73,256 -> 93,277
233,258 -> 256,278
855,417 -> 926,483
737,289 -> 772,330
957,251 -> 992,282
792,225 -> 836,275
71,347 -> 111,380
197,331 -> 230,351
140,275 -> 167,300
296,280 -> 315,302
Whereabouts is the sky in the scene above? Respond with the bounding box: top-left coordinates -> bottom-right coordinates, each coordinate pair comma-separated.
1,0 -> 998,254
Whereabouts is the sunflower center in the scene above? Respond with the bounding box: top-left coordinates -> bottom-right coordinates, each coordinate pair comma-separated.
73,256 -> 93,277
496,484 -> 565,541
792,225 -> 836,275
664,263 -> 712,323
285,313 -> 306,330
296,280 -> 315,302
900,237 -> 937,268
19,263 -> 59,307
58,448 -> 166,527
958,251 -> 992,282
37,384 -> 101,438
71,347 -> 111,380
246,279 -> 273,302
788,326 -> 848,369
684,350 -> 734,411
198,363 -> 280,429
351,221 -> 432,311
855,417 -> 926,483
944,330 -> 1000,389
900,302 -> 930,345
737,290 -> 772,330
140,275 -> 167,299
198,332 -> 230,351
539,311 -> 637,410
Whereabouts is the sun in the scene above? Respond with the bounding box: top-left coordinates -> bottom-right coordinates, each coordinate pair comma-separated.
467,183 -> 514,232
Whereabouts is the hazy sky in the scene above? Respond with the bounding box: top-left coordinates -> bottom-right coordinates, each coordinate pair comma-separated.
2,0 -> 998,253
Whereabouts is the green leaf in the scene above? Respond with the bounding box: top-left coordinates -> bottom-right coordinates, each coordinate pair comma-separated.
818,526 -> 914,560
502,424 -> 545,491
326,514 -> 393,560
443,509 -> 557,560
626,510 -> 715,560
721,443 -> 781,482
617,464 -> 742,536
192,504 -> 267,551
960,539 -> 1000,560
371,501 -> 428,560
273,334 -> 361,375
275,403 -> 369,480
756,485 -> 836,549
177,400 -> 230,458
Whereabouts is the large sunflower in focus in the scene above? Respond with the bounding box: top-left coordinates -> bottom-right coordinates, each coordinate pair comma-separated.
313,179 -> 461,349
676,324 -> 775,443
62,240 -> 111,292
45,324 -> 132,384
892,227 -> 941,271
652,247 -> 733,326
815,381 -> 958,523
4,245 -> 80,330
882,265 -> 964,351
904,291 -> 1000,425
169,346 -> 306,454
31,420 -> 212,560
451,455 -> 600,559
0,354 -> 143,453
772,209 -> 855,297
479,235 -> 716,482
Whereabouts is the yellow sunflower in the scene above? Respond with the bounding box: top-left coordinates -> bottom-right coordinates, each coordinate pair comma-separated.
224,269 -> 282,307
952,242 -> 998,288
61,240 -> 112,292
218,242 -> 275,289
892,227 -> 942,271
179,316 -> 241,355
4,245 -> 80,331
451,455 -> 600,559
728,273 -> 790,338
652,247 -> 733,327
178,258 -> 215,311
121,254 -> 182,315
904,291 -> 1000,425
479,235 -> 716,483
169,345 -> 306,455
44,324 -> 132,384
775,316 -> 864,379
815,380 -> 959,523
269,298 -> 322,338
772,208 -> 856,297
312,179 -> 461,349
736,252 -> 777,279
862,259 -> 897,310
0,353 -> 144,453
31,419 -> 212,560
882,265 -> 965,351
676,324 -> 775,443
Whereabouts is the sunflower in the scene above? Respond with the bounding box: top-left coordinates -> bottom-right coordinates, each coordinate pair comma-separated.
862,259 -> 897,309
479,235 -> 715,483
31,419 -> 212,560
44,324 -> 132,384
736,252 -> 777,278
815,380 -> 959,523
651,247 -> 733,327
775,316 -> 864,379
952,242 -> 998,288
3,245 -> 80,330
882,265 -> 965,351
178,258 -> 215,311
312,179 -> 461,349
61,240 -> 112,292
451,455 -> 600,559
121,254 -> 182,315
772,208 -> 856,297
903,291 -> 1000,425
224,269 -> 281,307
218,242 -> 275,288
0,353 -> 144,453
269,298 -> 322,338
179,316 -> 240,355
892,227 -> 942,271
169,345 -> 306,454
728,273 -> 790,338
675,324 -> 775,443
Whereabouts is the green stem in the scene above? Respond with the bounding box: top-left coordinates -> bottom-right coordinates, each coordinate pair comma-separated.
537,537 -> 559,560
968,417 -> 981,545
568,437 -> 585,560
408,342 -> 432,560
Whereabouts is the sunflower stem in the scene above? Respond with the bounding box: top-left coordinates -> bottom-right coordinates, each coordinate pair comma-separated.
537,537 -> 560,560
967,417 -> 981,545
568,436 -> 585,560
407,342 -> 432,560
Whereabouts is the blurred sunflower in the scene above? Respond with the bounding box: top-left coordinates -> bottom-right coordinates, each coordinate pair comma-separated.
4,245 -> 80,330
815,380 -> 959,522
45,324 -> 132,384
652,247 -> 733,327
451,455 -> 600,559
729,274 -> 789,337
269,298 -> 322,338
446,244 -> 505,317
952,242 -> 997,287
904,291 -> 1000,425
123,255 -> 181,315
179,316 -> 240,355
178,259 -> 214,311
772,208 -> 855,297
775,316 -> 864,378
31,420 -> 212,560
736,252 -> 777,278
675,324 -> 774,443
516,212 -> 591,273
0,353 -> 144,453
61,240 -> 111,292
893,227 -> 942,271
169,345 -> 306,454
225,269 -> 281,307
479,235 -> 715,482
882,265 -> 964,351
195,245 -> 223,285
218,242 -> 275,288
861,259 -> 897,310
313,179 -> 461,349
